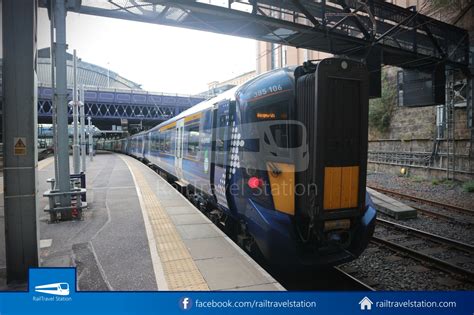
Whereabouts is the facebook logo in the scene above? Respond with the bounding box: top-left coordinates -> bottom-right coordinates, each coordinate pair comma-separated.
179,297 -> 192,310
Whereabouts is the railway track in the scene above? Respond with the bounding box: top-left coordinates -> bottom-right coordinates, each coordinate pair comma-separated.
368,185 -> 474,215
414,207 -> 472,224
368,185 -> 474,225
373,218 -> 474,281
267,265 -> 376,291
38,149 -> 54,161
333,267 -> 376,291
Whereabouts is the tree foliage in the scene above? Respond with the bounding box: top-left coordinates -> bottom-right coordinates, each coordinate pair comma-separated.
368,70 -> 397,134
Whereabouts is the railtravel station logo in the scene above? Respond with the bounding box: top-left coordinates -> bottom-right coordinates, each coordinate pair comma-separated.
29,268 -> 75,303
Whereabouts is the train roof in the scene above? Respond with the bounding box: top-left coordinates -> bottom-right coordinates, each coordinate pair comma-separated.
132,66 -> 296,137
149,85 -> 239,133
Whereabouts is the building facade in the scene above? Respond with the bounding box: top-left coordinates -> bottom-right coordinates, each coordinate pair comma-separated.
256,41 -> 331,74
206,70 -> 256,97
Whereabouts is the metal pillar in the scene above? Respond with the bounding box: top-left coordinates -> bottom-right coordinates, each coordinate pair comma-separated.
88,116 -> 94,161
80,86 -> 86,172
54,0 -> 71,206
445,69 -> 456,180
2,0 -> 39,283
49,0 -> 59,185
72,50 -> 80,174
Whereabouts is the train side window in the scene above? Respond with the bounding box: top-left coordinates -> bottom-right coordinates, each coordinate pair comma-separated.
186,123 -> 200,159
158,133 -> 162,152
163,131 -> 171,154
156,132 -> 162,152
162,133 -> 165,152
138,138 -> 143,152
167,132 -> 172,153
171,128 -> 176,156
150,132 -> 158,152
215,115 -> 227,166
200,110 -> 213,155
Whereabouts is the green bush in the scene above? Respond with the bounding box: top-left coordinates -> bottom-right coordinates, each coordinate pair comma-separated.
369,70 -> 396,134
462,180 -> 474,193
431,178 -> 456,188
443,180 -> 456,189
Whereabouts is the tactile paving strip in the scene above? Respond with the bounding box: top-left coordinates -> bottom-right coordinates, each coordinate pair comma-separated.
127,160 -> 209,291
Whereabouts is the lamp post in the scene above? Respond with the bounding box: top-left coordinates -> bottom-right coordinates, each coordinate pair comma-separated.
80,85 -> 86,172
71,50 -> 80,175
87,116 -> 94,161
136,114 -> 144,132
107,61 -> 110,88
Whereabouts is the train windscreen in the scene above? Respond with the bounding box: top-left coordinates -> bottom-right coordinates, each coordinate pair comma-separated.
247,101 -> 301,159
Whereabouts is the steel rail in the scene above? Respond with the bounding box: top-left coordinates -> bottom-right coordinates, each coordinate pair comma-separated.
376,218 -> 474,253
333,266 -> 376,291
371,236 -> 474,281
368,185 -> 474,215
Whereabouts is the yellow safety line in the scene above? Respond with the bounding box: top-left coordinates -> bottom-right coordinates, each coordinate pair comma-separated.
121,155 -> 209,291
38,158 -> 54,170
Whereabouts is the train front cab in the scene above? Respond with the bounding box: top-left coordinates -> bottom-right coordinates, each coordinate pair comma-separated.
237,59 -> 376,266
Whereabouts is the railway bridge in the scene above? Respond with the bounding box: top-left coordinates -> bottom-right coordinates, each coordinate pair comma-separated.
0,48 -> 206,136
36,85 -> 205,131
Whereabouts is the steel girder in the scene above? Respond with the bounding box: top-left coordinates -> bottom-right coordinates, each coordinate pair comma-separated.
37,0 -> 470,72
37,99 -> 192,120
36,86 -> 204,121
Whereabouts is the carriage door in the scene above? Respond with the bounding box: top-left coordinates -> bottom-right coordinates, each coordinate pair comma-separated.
175,119 -> 185,180
211,100 -> 233,210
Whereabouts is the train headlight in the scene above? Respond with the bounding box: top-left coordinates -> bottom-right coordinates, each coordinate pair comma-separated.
248,177 -> 263,189
341,60 -> 348,70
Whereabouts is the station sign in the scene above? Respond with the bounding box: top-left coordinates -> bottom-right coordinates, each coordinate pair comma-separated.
397,67 -> 445,107
13,137 -> 27,156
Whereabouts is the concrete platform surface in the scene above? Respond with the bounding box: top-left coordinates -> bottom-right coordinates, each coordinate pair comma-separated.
367,187 -> 417,220
121,154 -> 283,291
0,153 -> 283,292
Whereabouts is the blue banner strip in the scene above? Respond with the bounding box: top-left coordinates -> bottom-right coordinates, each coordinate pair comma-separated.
0,268 -> 471,315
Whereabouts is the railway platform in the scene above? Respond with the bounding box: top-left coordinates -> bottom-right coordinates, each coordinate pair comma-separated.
367,187 -> 417,220
1,153 -> 283,291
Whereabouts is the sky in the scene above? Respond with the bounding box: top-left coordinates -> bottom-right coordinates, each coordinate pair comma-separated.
36,7 -> 257,95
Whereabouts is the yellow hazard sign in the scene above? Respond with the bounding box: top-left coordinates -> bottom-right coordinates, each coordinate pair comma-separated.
14,137 -> 26,156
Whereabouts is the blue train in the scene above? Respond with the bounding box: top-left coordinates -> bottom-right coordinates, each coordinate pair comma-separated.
99,58 -> 377,267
